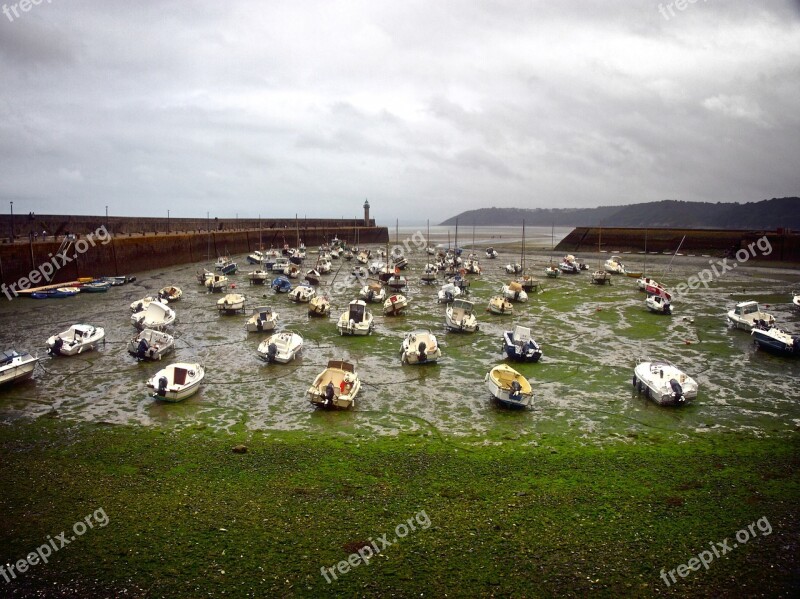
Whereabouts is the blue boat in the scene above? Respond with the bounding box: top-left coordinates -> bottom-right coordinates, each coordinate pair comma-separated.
503,325 -> 543,362
752,326 -> 800,356
81,280 -> 112,293
30,287 -> 80,299
271,276 -> 292,293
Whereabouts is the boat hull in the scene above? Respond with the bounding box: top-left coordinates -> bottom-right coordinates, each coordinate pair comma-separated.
752,328 -> 800,356
485,366 -> 534,408
0,352 -> 38,386
633,362 -> 697,406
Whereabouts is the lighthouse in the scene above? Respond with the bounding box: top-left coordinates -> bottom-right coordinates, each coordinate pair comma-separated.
363,199 -> 370,226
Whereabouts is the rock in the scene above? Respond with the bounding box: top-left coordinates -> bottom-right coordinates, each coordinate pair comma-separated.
232,445 -> 248,454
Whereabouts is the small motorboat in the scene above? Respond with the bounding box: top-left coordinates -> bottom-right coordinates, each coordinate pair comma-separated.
337,300 -> 374,336
638,276 -> 662,292
464,258 -> 481,275
257,331 -> 304,363
502,282 -> 528,302
284,263 -> 302,279
128,329 -> 175,361
426,245 -> 436,256
421,264 -> 438,283
271,276 -> 293,293
305,269 -> 321,286
645,280 -> 671,300
330,248 -> 341,259
591,270 -> 612,285
215,257 -> 237,275
197,269 -> 214,284
392,255 -> 409,270
318,257 -> 332,274
487,296 -> 513,315
485,364 -> 534,408
148,362 -> 204,402
544,265 -> 561,278
383,294 -> 408,316
359,282 -> 386,303
245,307 -> 279,332
307,360 -> 361,409
356,250 -> 370,264
449,273 -> 470,294
445,299 -> 479,333
604,255 -> 626,275
308,295 -> 331,317
437,282 -> 461,304
646,295 -> 672,315
0,349 -> 38,386
103,275 -> 136,286
485,247 -> 498,259
272,257 -> 290,273
47,324 -> 105,356
248,270 -> 270,285
217,293 -> 245,314
158,286 -> 183,302
205,273 -> 228,293
632,360 -> 698,406
81,280 -> 111,293
727,301 -> 775,331
289,283 -> 315,303
30,287 -> 80,299
343,250 -> 354,261
502,326 -> 542,362
505,262 -> 523,275
400,330 -> 441,364
751,325 -> 800,356
559,255 -> 581,274
131,300 -> 176,330
130,296 -> 156,313
386,273 -> 408,290
518,275 -> 540,293
246,250 -> 265,265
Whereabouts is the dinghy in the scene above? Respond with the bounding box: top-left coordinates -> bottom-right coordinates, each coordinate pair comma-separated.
445,299 -> 479,333
131,300 -> 176,330
271,276 -> 292,293
359,282 -> 386,303
337,300 -> 374,336
502,282 -> 528,302
289,283 -> 315,303
0,349 -> 38,386
128,329 -> 175,361
217,293 -> 245,314
632,360 -> 697,406
308,296 -> 331,317
400,330 -> 441,364
645,295 -> 672,315
307,360 -> 361,409
31,287 -> 80,299
245,307 -> 279,332
488,296 -> 514,315
485,364 -> 534,408
727,301 -> 775,331
158,286 -> 183,302
257,331 -> 304,363
205,273 -> 228,293
383,294 -> 408,316
751,326 -> 800,356
148,362 -> 204,402
47,324 -> 105,356
502,326 -> 542,362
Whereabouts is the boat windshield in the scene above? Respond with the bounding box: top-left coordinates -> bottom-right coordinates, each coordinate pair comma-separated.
349,303 -> 366,322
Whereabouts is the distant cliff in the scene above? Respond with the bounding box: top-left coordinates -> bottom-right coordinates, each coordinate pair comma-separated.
441,197 -> 800,229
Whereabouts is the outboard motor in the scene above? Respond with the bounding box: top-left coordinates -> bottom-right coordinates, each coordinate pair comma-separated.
156,376 -> 168,397
793,336 -> 800,353
367,289 -> 374,302
50,336 -> 64,356
134,302 -> 144,313
514,290 -> 520,300
445,291 -> 453,303
664,302 -> 671,315
324,382 -> 335,404
669,378 -> 685,403
417,341 -> 427,363
137,339 -> 149,361
510,380 -> 522,400
267,343 -> 278,362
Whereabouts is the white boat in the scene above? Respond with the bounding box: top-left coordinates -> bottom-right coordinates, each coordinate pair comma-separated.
0,349 -> 38,386
368,260 -> 386,276
47,324 -> 105,356
245,306 -> 278,332
637,276 -> 663,292
591,270 -> 612,285
487,296 -> 514,315
485,364 -> 534,408
726,301 -> 775,331
502,282 -> 528,302
289,284 -> 315,303
305,269 -> 321,285
356,250 -> 370,264
128,329 -> 175,361
505,262 -> 523,275
632,360 -> 698,406
437,282 -> 461,304
646,295 -> 672,315
329,248 -> 341,259
464,258 -> 481,274
158,286 -> 183,302
257,331 -> 304,363
445,299 -> 479,333
384,293 -> 408,316
307,360 -> 361,409
544,265 -> 561,278
400,330 -> 441,364
130,296 -> 156,313
502,325 -> 542,362
247,250 -> 265,265
386,273 -> 408,290
205,273 -> 228,293
217,293 -> 245,314
272,257 -> 290,273
359,282 -> 386,303
485,247 -> 498,259
309,296 -> 331,317
793,294 -> 800,308
559,255 -> 581,274
343,250 -> 354,261
197,269 -> 213,284
148,362 -> 204,402
131,300 -> 176,330
318,257 -> 332,274
284,263 -> 302,279
421,264 -> 438,283
751,326 -> 800,356
337,300 -> 374,336
604,255 -> 626,274
248,270 -> 270,285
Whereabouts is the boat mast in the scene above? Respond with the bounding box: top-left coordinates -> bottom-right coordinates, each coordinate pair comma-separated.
454,217 -> 459,252
521,219 -> 525,270
664,235 -> 686,278
643,228 -> 648,277
295,214 -> 299,250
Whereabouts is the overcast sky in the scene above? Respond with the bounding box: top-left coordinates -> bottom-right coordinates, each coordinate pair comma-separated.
1,1 -> 798,223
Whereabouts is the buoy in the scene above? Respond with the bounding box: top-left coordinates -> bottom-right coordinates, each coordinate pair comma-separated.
684,340 -> 692,345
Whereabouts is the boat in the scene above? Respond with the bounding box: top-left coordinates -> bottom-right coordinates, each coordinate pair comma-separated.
559,255 -> 582,274
205,273 -> 228,293
148,362 -> 204,402
502,326 -> 542,362
81,280 -> 111,293
343,250 -> 354,261
257,331 -> 304,363
591,270 -> 612,285
485,364 -> 534,408
330,248 -> 341,260
604,255 -> 627,275
308,295 -> 331,317
505,262 -> 523,275
318,257 -> 332,274
248,270 -> 270,285
726,301 -> 775,332
359,282 -> 386,303
517,275 -> 540,293
445,299 -> 479,333
284,263 -> 302,279
421,264 -> 438,283
337,300 -> 374,336
307,360 -> 361,409
544,265 -> 561,278
352,266 -> 367,280
130,296 -> 156,313
197,269 -> 213,284
271,276 -> 292,293
485,247 -> 498,259
794,294 -> 800,308
391,255 -> 409,270
384,294 -> 408,316
245,306 -> 279,332
386,273 -> 408,290
645,294 -> 672,315
356,250 -> 370,264
217,293 -> 245,314
272,257 -> 291,273
437,282 -> 461,303
102,275 -> 136,286
751,326 -> 800,356
132,300 -> 176,330
632,360 -> 698,406
215,257 -> 237,275
487,296 -> 514,315
502,282 -> 528,302
289,283 -> 315,303
400,330 -> 441,364
30,287 -> 80,299
0,349 -> 38,386
47,324 -> 105,356
128,329 -> 175,361
158,286 -> 183,302
246,250 -> 265,265
464,257 -> 481,275
305,269 -> 321,286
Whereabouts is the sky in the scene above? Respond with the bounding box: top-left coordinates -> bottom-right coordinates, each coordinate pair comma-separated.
1,1 -> 799,224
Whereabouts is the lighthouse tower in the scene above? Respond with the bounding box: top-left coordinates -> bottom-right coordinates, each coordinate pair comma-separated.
363,199 -> 370,226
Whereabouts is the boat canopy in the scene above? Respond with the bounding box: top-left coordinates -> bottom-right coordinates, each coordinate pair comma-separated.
512,326 -> 531,343
348,302 -> 366,322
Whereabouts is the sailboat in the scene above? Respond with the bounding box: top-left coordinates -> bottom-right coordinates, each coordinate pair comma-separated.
425,219 -> 435,255
516,220 -> 539,292
545,223 -> 561,278
591,226 -> 612,285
